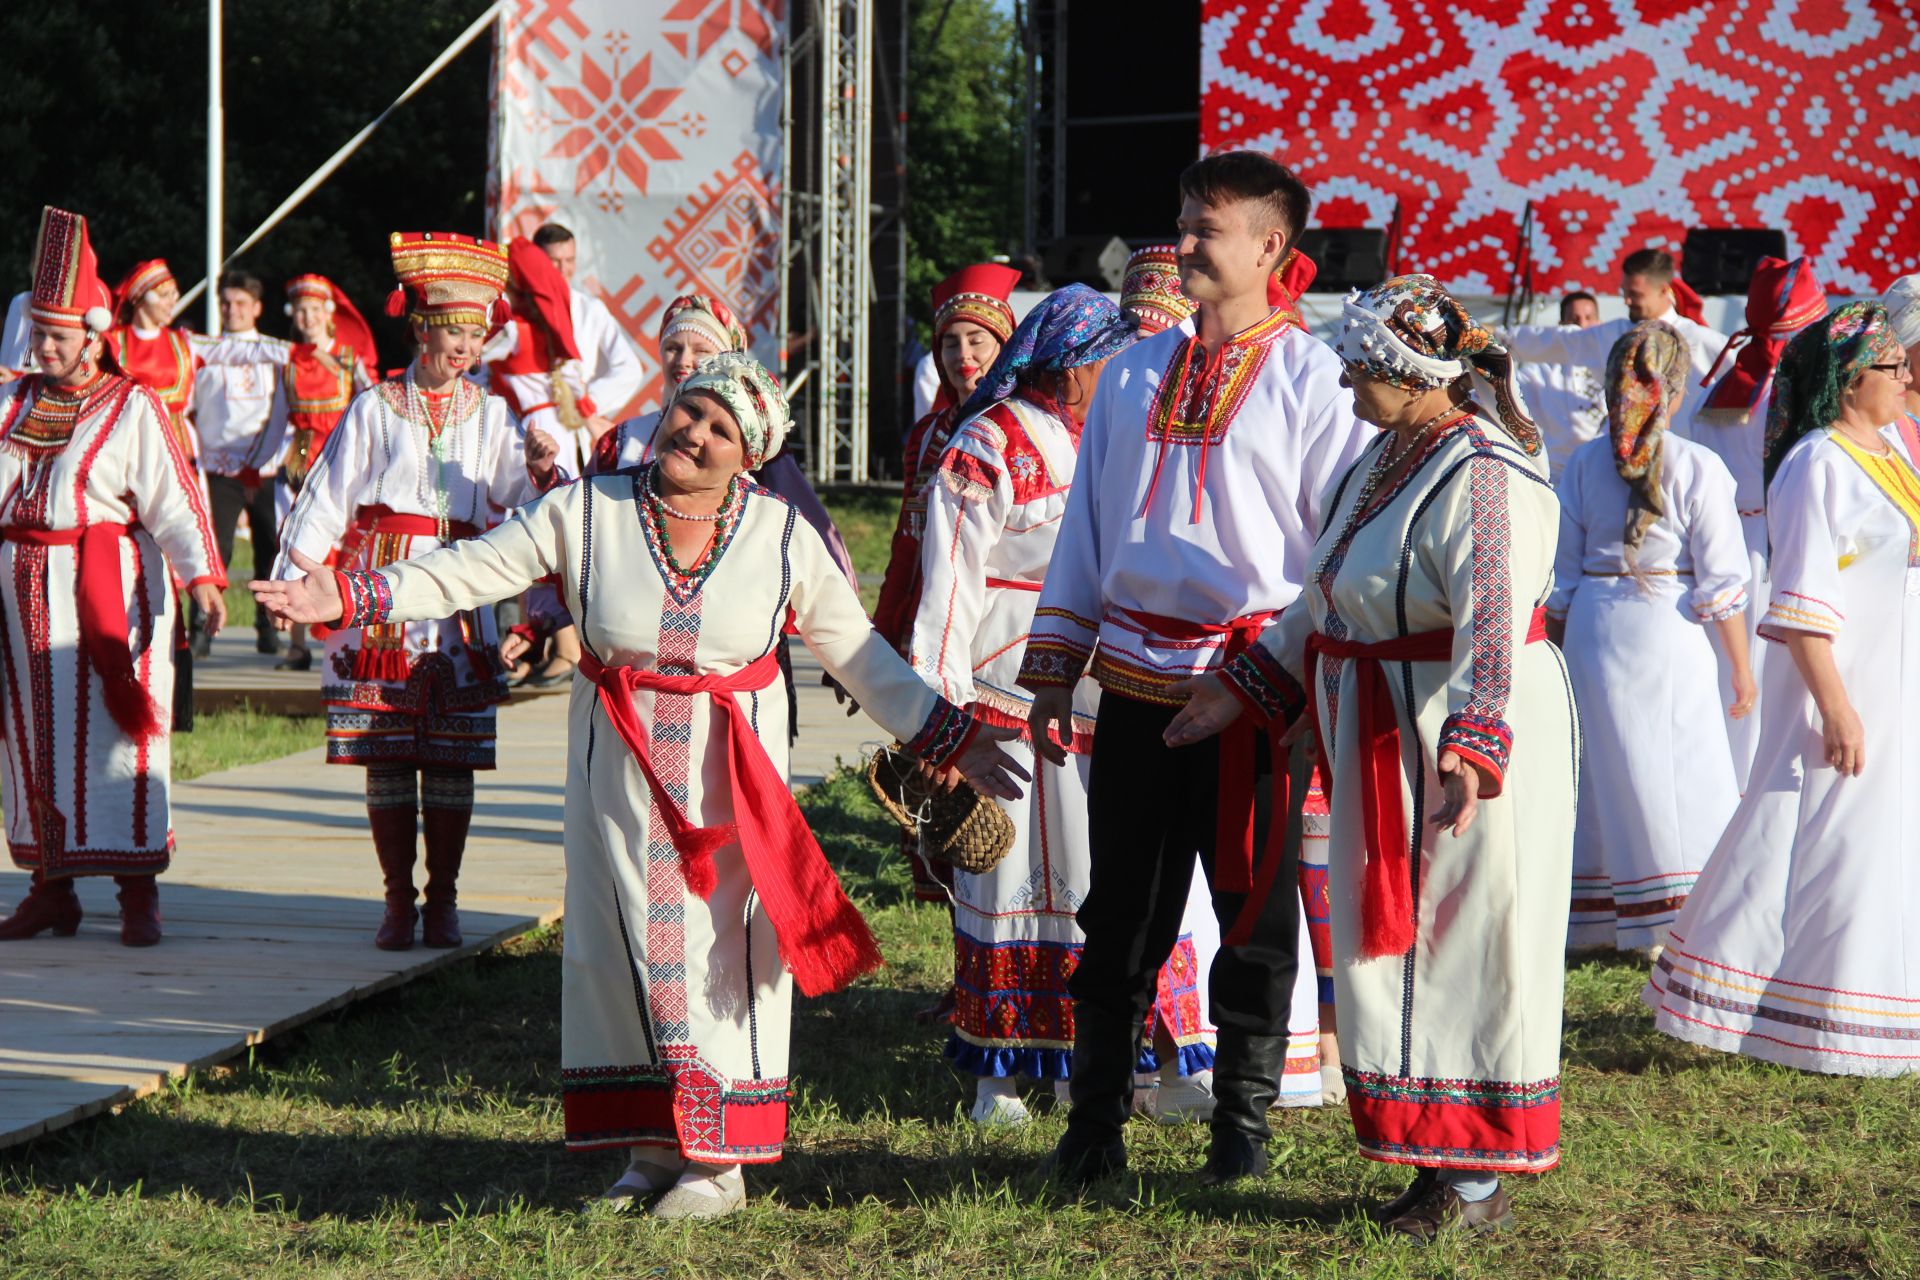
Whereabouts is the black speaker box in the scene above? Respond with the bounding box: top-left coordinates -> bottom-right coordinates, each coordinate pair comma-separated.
1295,228 -> 1390,292
1681,228 -> 1788,296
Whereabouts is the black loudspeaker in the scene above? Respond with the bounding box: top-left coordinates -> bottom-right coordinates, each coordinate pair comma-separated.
1295,228 -> 1390,292
1681,228 -> 1788,295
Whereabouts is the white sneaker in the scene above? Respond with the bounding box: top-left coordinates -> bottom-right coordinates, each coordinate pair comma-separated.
647,1165 -> 746,1220
1151,1069 -> 1216,1125
969,1091 -> 1032,1128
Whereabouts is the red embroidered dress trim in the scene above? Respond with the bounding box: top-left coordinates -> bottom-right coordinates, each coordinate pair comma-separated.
1345,1067 -> 1562,1173
561,1062 -> 791,1161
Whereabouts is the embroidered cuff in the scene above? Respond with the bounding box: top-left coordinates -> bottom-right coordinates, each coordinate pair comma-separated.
336,568 -> 394,629
1016,639 -> 1094,691
531,461 -> 571,494
1759,589 -> 1842,641
1439,712 -> 1512,797
904,697 -> 978,769
1692,587 -> 1748,625
1218,645 -> 1305,726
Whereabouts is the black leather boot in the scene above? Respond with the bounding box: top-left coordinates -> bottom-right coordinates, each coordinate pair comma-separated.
1200,1030 -> 1287,1186
1040,1001 -> 1138,1186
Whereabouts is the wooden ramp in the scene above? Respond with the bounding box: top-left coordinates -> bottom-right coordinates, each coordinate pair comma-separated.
0,641 -> 884,1150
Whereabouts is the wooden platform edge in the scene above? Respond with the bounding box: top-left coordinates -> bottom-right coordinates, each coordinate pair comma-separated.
0,903 -> 563,1152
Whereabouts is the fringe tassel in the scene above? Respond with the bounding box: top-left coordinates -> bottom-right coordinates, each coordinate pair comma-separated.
782,905 -> 886,999
1359,848 -> 1415,958
671,824 -> 737,900
350,646 -> 412,684
102,676 -> 162,745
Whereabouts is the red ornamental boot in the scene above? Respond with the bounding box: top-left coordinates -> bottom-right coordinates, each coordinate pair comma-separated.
419,770 -> 473,949
0,870 -> 82,940
367,794 -> 421,951
114,875 -> 162,947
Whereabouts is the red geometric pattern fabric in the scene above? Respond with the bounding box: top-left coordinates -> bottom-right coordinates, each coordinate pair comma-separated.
1202,0 -> 1920,294
490,0 -> 785,415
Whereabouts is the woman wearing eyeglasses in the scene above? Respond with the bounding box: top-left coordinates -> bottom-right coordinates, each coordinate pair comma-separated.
1645,302 -> 1920,1077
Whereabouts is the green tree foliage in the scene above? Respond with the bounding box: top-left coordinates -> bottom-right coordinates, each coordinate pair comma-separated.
0,0 -> 493,368
904,0 -> 1024,342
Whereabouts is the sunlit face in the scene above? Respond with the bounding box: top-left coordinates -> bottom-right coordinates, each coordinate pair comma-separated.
1562,296 -> 1600,327
938,320 -> 1000,397
1338,364 -> 1421,428
290,297 -> 331,344
1846,338 -> 1913,426
1620,273 -> 1669,323
32,323 -> 97,384
655,390 -> 747,493
136,279 -> 180,329
661,330 -> 723,389
542,238 -> 577,283
413,321 -> 488,380
1176,195 -> 1285,308
219,287 -> 263,334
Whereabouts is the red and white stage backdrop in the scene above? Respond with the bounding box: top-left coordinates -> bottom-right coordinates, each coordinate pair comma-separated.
489,0 -> 784,417
1202,0 -> 1920,294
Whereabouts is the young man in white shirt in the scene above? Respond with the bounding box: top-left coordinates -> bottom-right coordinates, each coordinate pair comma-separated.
1020,151 -> 1371,1186
1513,291 -> 1606,483
190,272 -> 291,655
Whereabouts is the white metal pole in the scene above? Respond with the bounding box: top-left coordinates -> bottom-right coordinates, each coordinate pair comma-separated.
205,0 -> 223,334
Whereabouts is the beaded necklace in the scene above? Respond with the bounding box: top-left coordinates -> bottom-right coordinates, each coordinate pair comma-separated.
402,365 -> 480,542
1317,405 -> 1470,583
643,462 -> 743,588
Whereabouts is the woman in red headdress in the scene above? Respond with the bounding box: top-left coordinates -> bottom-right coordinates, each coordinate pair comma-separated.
243,274 -> 377,670
0,209 -> 227,947
271,232 -> 562,951
104,260 -> 201,459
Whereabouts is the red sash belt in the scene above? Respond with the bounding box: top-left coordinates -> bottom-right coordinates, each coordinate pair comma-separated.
318,507 -> 482,645
3,522 -> 160,742
1305,608 -> 1548,958
578,648 -> 883,997
1119,606 -> 1276,895
985,577 -> 1042,592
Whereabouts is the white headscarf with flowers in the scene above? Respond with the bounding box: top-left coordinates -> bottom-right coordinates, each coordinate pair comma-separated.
672,351 -> 791,469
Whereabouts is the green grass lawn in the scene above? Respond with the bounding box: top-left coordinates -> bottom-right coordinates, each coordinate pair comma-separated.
4,766 -> 1917,1278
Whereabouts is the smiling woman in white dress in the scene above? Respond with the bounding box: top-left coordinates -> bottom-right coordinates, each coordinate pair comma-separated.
1645,302 -> 1920,1077
1548,321 -> 1755,953
255,352 -> 1024,1220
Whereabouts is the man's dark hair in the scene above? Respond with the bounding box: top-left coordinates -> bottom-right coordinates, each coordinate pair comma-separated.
1559,290 -> 1598,322
1620,248 -> 1676,283
532,223 -> 576,249
217,271 -> 264,302
1178,150 -> 1311,247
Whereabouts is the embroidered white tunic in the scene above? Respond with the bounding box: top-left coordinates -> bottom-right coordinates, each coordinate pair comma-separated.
336,474 -> 972,1159
189,330 -> 292,476
1513,359 -> 1605,483
275,378 -> 553,767
1548,434 -> 1749,950
0,375 -> 223,875
1223,413 -> 1577,1172
1646,428 -> 1920,1076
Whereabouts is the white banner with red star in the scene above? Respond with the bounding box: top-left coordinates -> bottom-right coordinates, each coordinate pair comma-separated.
1202,0 -> 1920,295
488,0 -> 784,418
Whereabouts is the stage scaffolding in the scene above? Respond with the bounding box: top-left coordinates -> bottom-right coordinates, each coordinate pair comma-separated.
782,0 -> 909,485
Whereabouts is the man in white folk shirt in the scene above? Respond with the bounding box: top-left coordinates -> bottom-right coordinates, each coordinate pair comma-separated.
530,222 -> 644,469
1020,150 -> 1372,1187
190,271 -> 292,657
1504,248 -> 1728,437
1513,290 -> 1606,483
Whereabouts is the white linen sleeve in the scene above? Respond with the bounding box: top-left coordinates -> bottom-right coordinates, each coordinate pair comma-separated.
481,397 -> 568,510
1758,444 -> 1847,640
1502,318 -> 1625,373
787,510 -> 977,768
907,424 -> 1014,707
1297,382 -> 1373,535
1684,450 -> 1750,623
340,484 -> 575,627
1217,597 -> 1315,726
123,386 -> 225,588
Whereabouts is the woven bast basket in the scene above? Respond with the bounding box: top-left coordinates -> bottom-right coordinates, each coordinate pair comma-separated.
866,743 -> 1014,875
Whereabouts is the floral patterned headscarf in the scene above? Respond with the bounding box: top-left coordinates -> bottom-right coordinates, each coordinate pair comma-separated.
1335,273 -> 1540,454
673,351 -> 790,468
1763,301 -> 1902,488
953,283 -> 1137,425
661,294 -> 749,359
1606,321 -> 1690,554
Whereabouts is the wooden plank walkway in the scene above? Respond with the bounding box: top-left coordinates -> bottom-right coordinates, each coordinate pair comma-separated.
0,639 -> 883,1150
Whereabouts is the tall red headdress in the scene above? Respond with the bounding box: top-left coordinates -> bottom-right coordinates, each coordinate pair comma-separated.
1702,256 -> 1828,412
1121,246 -> 1194,337
30,206 -> 112,334
386,231 -> 510,328
493,238 -> 582,373
932,263 -> 1021,343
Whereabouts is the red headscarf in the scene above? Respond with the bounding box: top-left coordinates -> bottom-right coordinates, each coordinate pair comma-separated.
1669,274 -> 1707,324
494,238 -> 582,375
1268,249 -> 1318,329
1701,256 -> 1828,412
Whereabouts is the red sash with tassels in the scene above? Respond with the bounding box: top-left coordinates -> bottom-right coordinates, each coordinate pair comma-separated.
328,507 -> 481,673
4,522 -> 160,743
1301,609 -> 1548,958
577,648 -> 884,997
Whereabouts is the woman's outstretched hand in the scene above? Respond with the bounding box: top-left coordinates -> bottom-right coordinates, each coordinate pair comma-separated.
951,723 -> 1031,801
250,548 -> 345,627
1163,673 -> 1245,747
1431,748 -> 1484,837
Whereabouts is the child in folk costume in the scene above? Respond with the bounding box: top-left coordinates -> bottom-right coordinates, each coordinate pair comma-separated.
907,286 -> 1140,1127
1549,322 -> 1755,952
1021,153 -> 1371,1187
1647,303 -> 1920,1077
0,208 -> 227,946
274,232 -> 565,952
1170,274 -> 1578,1241
254,352 -> 1026,1219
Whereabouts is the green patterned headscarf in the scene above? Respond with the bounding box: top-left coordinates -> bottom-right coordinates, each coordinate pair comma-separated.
1763,301 -> 1901,489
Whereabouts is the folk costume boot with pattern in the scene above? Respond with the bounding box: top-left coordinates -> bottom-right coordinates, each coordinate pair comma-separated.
0,870 -> 82,940
1199,1030 -> 1288,1186
367,764 -> 420,950
1041,1000 -> 1137,1185
114,874 -> 162,947
419,768 -> 474,949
